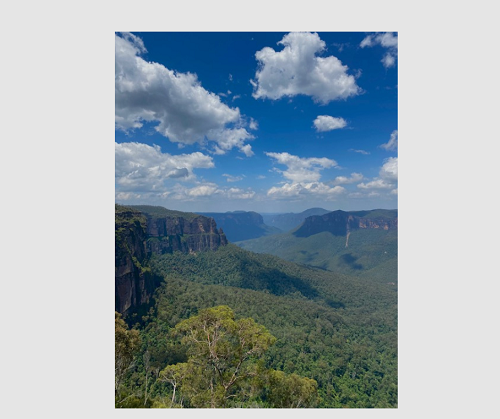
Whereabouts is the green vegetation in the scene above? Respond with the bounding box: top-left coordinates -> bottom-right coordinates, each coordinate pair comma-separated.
127,204 -> 201,221
115,204 -> 147,256
116,244 -> 397,408
160,306 -> 278,408
237,229 -> 398,284
349,209 -> 398,219
115,204 -> 147,236
115,305 -> 320,408
115,312 -> 142,406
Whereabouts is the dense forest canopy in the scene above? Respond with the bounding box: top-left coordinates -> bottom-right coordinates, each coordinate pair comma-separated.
116,243 -> 397,408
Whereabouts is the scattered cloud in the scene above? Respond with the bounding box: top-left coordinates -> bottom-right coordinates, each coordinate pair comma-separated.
349,149 -> 370,155
360,32 -> 398,68
379,157 -> 398,182
225,187 -> 256,200
381,53 -> 396,68
380,130 -> 398,151
223,174 -> 243,182
239,144 -> 254,157
115,142 -> 215,193
265,150 -> 344,200
174,183 -> 256,200
249,118 -> 259,130
186,183 -> 219,197
357,179 -> 394,190
360,32 -> 398,49
313,115 -> 347,132
332,172 -> 364,185
265,151 -> 337,182
251,32 -> 361,104
115,32 -> 253,155
207,128 -> 254,155
267,182 -> 345,200
357,157 -> 398,190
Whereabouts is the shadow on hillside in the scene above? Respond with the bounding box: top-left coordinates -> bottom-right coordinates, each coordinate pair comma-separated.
340,253 -> 363,270
239,265 -> 320,300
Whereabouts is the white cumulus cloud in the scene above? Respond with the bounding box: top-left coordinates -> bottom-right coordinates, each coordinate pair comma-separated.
239,144 -> 254,157
360,32 -> 398,68
379,157 -> 398,181
313,115 -> 347,132
380,130 -> 398,151
225,187 -> 256,200
252,32 -> 361,104
223,174 -> 243,182
357,179 -> 394,190
267,182 -> 345,200
170,183 -> 256,201
115,142 -> 214,193
357,157 -> 398,191
186,184 -> 219,197
332,172 -> 364,185
115,32 -> 253,155
265,151 -> 337,182
381,53 -> 396,68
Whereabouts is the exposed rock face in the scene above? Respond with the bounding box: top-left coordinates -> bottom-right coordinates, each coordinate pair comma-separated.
145,214 -> 228,254
115,205 -> 156,314
262,207 -> 331,233
294,209 -> 397,238
115,204 -> 228,313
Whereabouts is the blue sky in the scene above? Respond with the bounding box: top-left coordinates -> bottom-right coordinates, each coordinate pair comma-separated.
115,31 -> 398,213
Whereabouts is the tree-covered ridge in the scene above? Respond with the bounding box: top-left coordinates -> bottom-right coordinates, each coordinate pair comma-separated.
116,243 -> 397,408
115,204 -> 147,231
149,244 -> 396,308
237,228 -> 398,283
127,204 -> 201,221
349,209 -> 398,219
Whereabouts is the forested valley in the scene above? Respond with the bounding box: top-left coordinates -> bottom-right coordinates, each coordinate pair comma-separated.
116,241 -> 397,408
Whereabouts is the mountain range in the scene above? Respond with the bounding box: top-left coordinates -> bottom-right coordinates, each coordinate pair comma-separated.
114,203 -> 398,407
196,210 -> 281,242
261,207 -> 332,232
237,209 -> 398,283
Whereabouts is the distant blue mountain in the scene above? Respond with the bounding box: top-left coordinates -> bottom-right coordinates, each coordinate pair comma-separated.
261,208 -> 331,232
197,211 -> 282,242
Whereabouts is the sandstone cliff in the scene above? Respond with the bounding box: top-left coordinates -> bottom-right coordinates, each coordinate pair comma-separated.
294,209 -> 397,238
134,205 -> 228,254
115,205 -> 157,314
115,204 -> 228,314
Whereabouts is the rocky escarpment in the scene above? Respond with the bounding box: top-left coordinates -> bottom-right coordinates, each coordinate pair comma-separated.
262,207 -> 331,233
145,215 -> 228,254
115,205 -> 158,314
115,204 -> 228,314
294,209 -> 397,238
